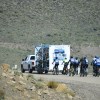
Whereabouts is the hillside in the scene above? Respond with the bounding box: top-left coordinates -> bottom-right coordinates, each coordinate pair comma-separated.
0,0 -> 100,67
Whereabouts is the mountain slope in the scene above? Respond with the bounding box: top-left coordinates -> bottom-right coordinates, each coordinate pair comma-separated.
0,0 -> 100,45
0,0 -> 100,67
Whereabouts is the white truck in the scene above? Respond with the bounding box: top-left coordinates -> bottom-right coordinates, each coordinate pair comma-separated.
21,55 -> 35,73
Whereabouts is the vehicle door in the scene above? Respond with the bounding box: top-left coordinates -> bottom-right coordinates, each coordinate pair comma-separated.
23,56 -> 29,69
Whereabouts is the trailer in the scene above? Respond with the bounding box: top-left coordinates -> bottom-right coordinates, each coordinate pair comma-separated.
35,44 -> 70,74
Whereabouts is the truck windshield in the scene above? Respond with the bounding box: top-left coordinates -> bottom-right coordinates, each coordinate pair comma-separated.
30,56 -> 35,60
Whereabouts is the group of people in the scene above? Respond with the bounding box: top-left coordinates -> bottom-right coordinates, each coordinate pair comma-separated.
52,56 -> 100,77
62,56 -> 89,77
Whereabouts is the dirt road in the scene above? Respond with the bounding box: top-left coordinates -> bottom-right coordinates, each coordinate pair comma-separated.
33,73 -> 100,100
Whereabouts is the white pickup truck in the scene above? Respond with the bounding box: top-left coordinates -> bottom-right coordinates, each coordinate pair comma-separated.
21,55 -> 35,73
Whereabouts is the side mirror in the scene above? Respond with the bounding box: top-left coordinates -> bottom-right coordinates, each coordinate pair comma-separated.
22,59 -> 24,61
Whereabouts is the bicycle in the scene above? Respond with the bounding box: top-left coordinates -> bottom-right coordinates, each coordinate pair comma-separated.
52,66 -> 59,75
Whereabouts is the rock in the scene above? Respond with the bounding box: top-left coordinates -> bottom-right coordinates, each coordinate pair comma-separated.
7,81 -> 16,86
23,90 -> 31,98
1,64 -> 10,73
2,73 -> 7,77
30,86 -> 36,91
10,77 -> 16,81
15,86 -> 24,92
43,90 -> 49,94
18,81 -> 26,85
19,75 -> 24,80
23,75 -> 28,81
10,71 -> 15,76
67,93 -> 73,100
37,90 -> 42,96
11,81 -> 16,84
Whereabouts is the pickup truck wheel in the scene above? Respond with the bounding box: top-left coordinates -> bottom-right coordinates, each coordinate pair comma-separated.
28,65 -> 32,73
21,65 -> 25,73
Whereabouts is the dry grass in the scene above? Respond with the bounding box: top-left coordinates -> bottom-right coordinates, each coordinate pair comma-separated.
56,83 -> 75,97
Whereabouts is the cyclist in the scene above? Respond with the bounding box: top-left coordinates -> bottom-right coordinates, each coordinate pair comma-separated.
62,58 -> 69,75
94,56 -> 100,76
80,56 -> 88,77
52,57 -> 59,75
74,57 -> 80,75
69,56 -> 75,76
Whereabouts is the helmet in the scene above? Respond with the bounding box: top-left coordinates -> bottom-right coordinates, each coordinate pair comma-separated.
55,57 -> 58,59
70,56 -> 73,58
84,56 -> 86,59
95,56 -> 97,58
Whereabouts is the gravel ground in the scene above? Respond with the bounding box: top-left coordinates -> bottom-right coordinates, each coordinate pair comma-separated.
32,73 -> 100,100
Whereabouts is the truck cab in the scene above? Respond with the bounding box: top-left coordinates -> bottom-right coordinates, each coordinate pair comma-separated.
21,55 -> 35,73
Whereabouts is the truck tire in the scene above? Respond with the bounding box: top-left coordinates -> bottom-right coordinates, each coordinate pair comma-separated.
45,70 -> 48,74
28,65 -> 32,73
21,65 -> 25,73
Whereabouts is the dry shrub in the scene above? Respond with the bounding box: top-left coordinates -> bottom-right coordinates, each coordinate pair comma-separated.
56,83 -> 75,97
0,90 -> 5,100
47,81 -> 58,89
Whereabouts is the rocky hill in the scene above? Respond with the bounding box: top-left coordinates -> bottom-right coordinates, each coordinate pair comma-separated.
0,64 -> 80,100
0,0 -> 100,67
